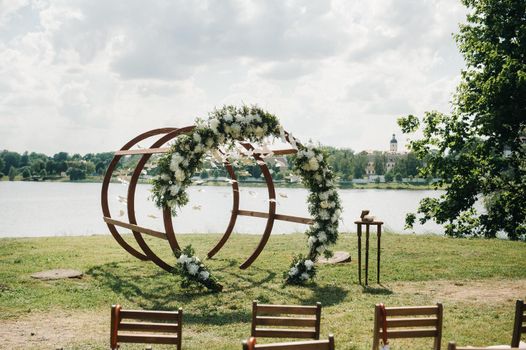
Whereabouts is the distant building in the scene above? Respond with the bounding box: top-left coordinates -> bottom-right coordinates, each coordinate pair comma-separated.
364,134 -> 403,176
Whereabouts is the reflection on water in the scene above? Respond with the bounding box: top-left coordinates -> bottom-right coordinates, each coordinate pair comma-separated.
0,181 -> 444,237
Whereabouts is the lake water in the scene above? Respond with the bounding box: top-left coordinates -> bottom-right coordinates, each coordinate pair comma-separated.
0,181 -> 444,238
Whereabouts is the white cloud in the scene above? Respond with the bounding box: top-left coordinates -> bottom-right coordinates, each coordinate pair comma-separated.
0,0 -> 466,154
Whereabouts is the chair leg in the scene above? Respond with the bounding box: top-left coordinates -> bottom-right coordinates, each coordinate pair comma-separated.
372,305 -> 380,350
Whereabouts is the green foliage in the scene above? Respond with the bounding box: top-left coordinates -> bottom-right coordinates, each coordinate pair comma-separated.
398,0 -> 526,240
21,167 -> 31,179
8,166 -> 16,181
384,172 -> 394,182
67,167 -> 86,181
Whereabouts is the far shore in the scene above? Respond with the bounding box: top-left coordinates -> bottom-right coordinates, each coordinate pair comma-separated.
0,176 -> 441,190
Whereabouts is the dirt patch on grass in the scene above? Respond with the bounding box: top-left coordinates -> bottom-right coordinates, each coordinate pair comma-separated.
392,279 -> 526,304
0,309 -> 107,349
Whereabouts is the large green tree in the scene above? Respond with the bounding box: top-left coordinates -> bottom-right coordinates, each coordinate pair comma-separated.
399,0 -> 526,240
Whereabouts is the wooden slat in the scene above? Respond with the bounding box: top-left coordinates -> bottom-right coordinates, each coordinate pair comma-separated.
254,328 -> 317,339
114,147 -> 170,155
387,317 -> 438,328
386,306 -> 439,316
255,340 -> 330,350
256,316 -> 317,327
103,217 -> 167,240
119,322 -> 179,332
237,210 -> 313,225
117,334 -> 178,344
257,304 -> 318,315
120,310 -> 180,321
380,329 -> 438,338
454,348 -> 522,350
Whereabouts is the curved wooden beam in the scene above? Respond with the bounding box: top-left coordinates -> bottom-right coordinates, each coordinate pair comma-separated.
239,144 -> 277,269
126,129 -> 195,272
206,159 -> 240,259
101,128 -> 176,262
152,126 -> 196,256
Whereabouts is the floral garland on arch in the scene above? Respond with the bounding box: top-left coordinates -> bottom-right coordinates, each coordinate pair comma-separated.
151,105 -> 341,289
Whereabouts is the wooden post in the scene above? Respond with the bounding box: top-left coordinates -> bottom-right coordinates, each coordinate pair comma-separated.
377,223 -> 382,284
365,224 -> 370,286
357,224 -> 362,285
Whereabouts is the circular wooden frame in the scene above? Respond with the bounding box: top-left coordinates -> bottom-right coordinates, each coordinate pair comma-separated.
101,127 -> 313,272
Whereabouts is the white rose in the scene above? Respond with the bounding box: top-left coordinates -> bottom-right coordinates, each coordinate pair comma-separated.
160,173 -> 171,181
255,127 -> 265,137
316,245 -> 326,254
235,113 -> 246,124
318,232 -> 327,243
301,273 -> 309,280
319,209 -> 330,220
308,158 -> 319,171
320,201 -> 329,209
175,169 -> 186,182
319,192 -> 329,201
304,260 -> 314,270
332,209 -> 342,223
223,113 -> 233,122
230,123 -> 241,137
169,184 -> 180,195
187,263 -> 199,275
308,236 -> 317,247
314,174 -> 323,182
199,270 -> 210,280
289,267 -> 298,276
206,138 -> 214,148
302,163 -> 311,171
177,254 -> 188,264
209,118 -> 220,132
193,133 -> 201,143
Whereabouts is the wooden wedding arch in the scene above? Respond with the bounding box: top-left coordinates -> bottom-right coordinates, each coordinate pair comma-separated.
101,127 -> 313,273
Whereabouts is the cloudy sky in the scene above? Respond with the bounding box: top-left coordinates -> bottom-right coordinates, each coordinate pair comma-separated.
0,0 -> 467,155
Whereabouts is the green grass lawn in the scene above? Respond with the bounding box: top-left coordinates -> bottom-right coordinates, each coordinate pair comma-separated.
0,232 -> 524,349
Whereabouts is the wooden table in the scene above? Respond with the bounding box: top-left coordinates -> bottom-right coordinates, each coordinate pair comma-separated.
354,220 -> 383,285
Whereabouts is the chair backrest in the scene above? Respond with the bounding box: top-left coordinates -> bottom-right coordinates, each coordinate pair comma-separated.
372,303 -> 443,350
512,299 -> 525,347
110,304 -> 183,349
251,300 -> 322,340
447,341 -> 521,350
242,334 -> 335,350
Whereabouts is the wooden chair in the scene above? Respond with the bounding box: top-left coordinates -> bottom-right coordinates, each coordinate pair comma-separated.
447,342 -> 521,349
110,304 -> 183,349
242,334 -> 335,350
251,300 -> 322,340
372,303 -> 443,350
512,299 -> 525,348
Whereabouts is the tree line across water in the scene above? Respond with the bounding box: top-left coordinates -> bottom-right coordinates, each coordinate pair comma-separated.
0,148 -> 427,184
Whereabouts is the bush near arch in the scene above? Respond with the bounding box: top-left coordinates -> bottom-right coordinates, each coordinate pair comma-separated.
151,105 -> 342,289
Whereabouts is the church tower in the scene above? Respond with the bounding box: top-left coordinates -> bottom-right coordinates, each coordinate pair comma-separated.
390,134 -> 398,153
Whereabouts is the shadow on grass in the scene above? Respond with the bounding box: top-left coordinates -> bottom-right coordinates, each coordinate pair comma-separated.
301,285 -> 348,307
361,285 -> 393,295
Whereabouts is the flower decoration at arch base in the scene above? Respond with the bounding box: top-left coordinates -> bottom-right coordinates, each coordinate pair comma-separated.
101,105 -> 342,291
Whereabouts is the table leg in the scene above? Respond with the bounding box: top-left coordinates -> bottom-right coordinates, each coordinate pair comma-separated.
365,224 -> 370,286
377,224 -> 381,284
357,224 -> 362,285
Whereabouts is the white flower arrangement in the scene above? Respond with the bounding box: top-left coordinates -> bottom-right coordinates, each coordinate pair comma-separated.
174,245 -> 222,292
286,143 -> 342,285
151,105 -> 342,287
